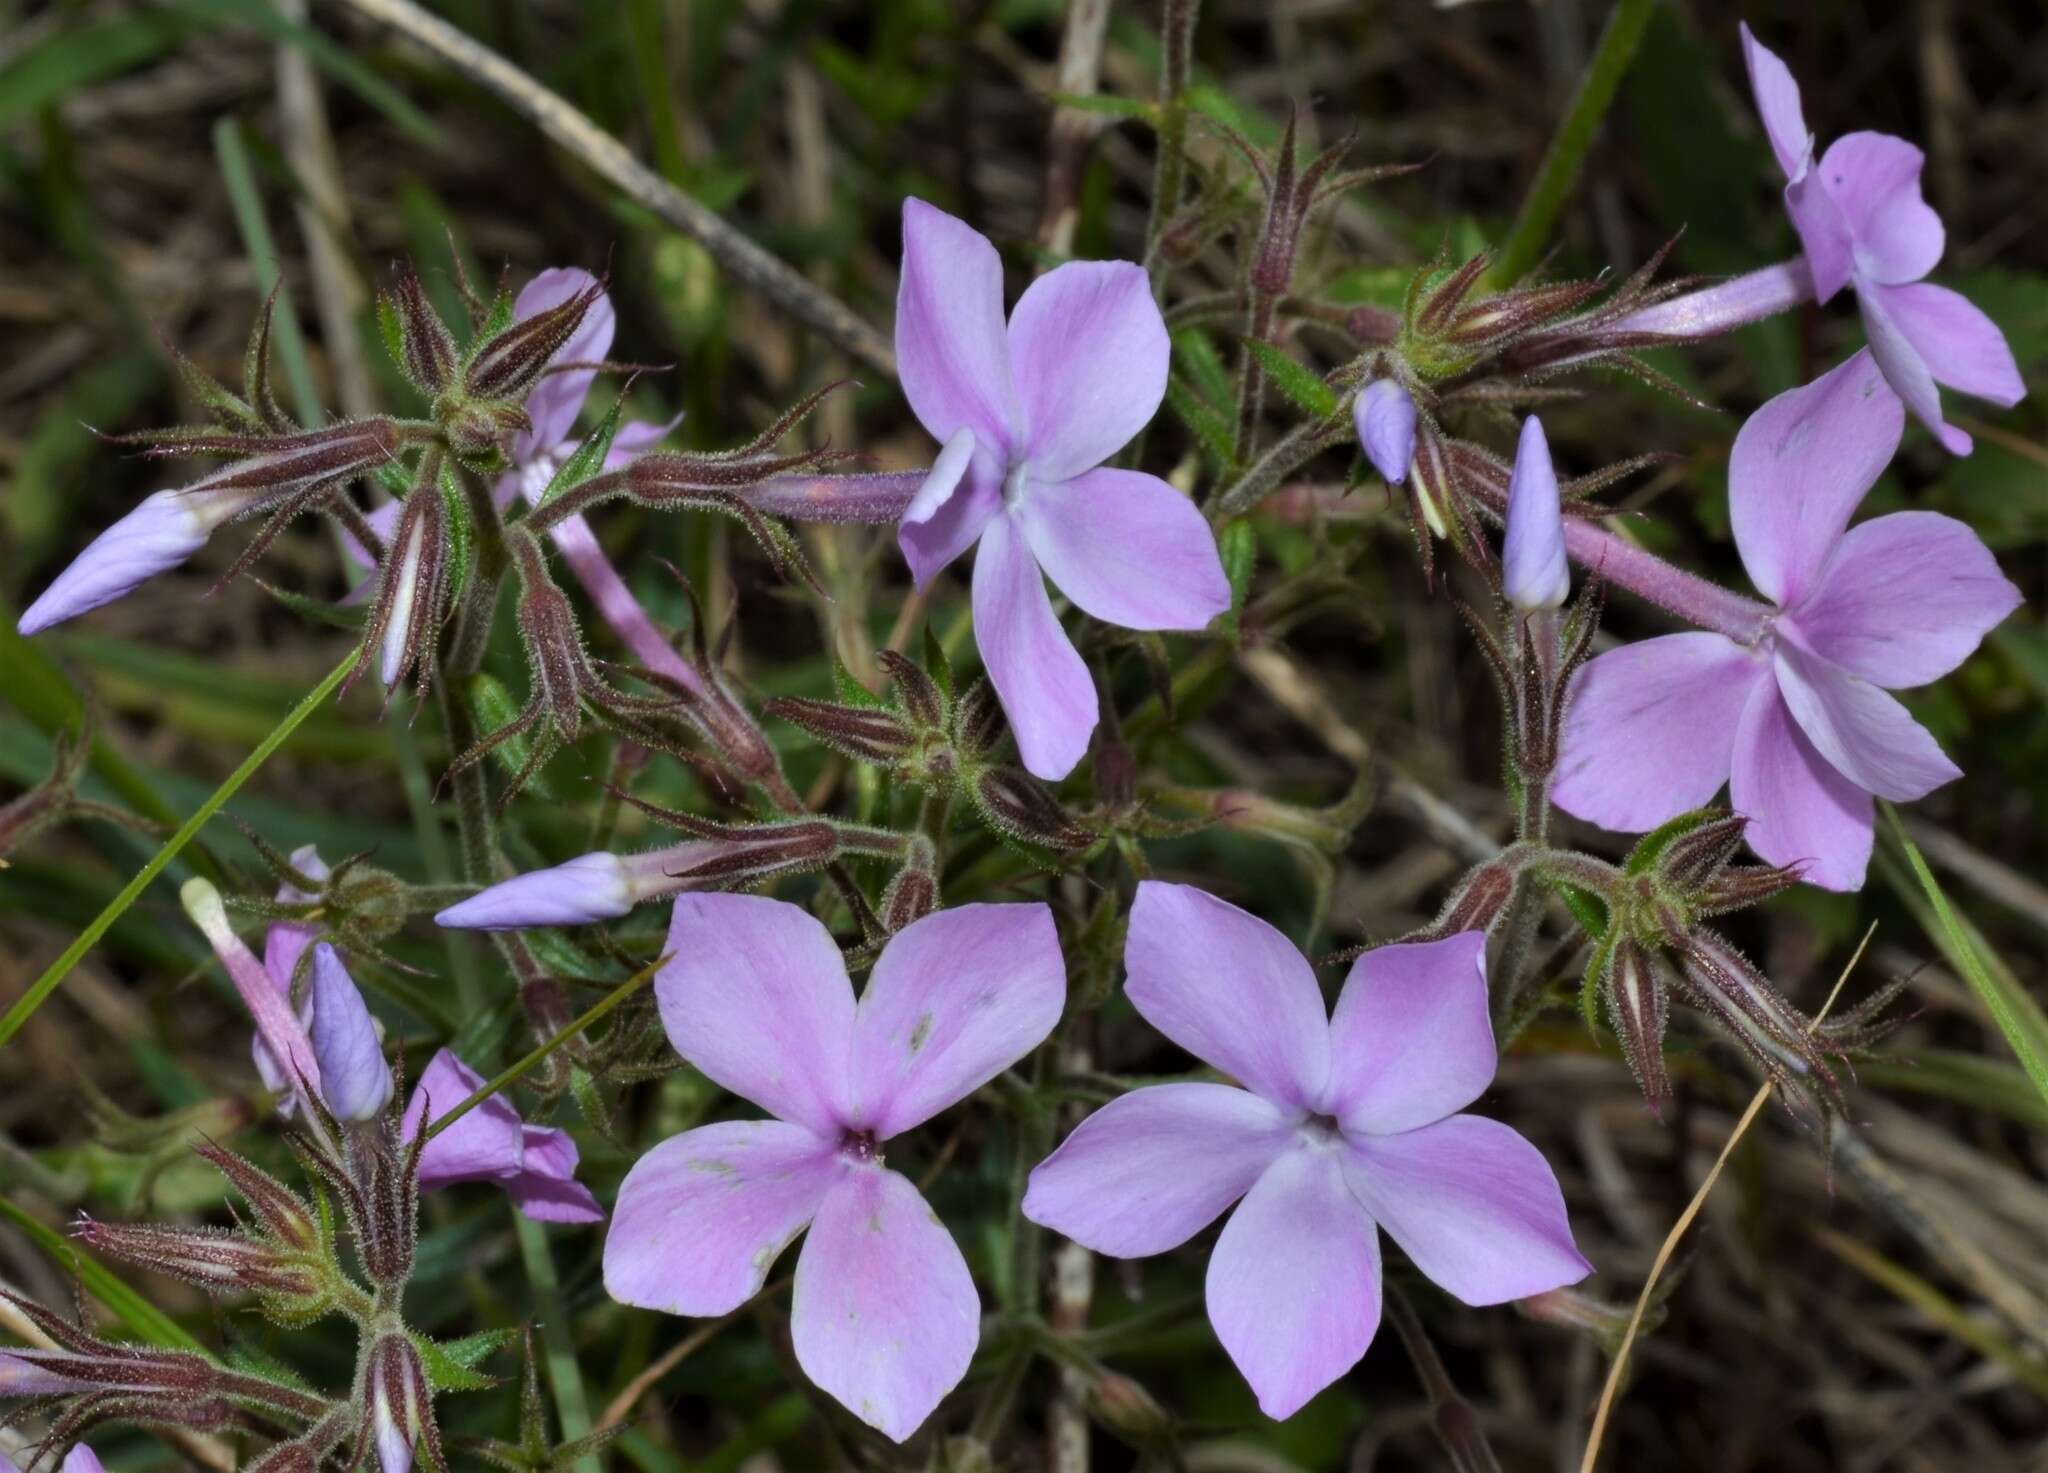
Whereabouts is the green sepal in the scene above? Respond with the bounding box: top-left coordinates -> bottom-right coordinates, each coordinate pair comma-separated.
539,388 -> 627,507
437,458 -> 474,601
1623,807 -> 1726,876
412,1327 -> 518,1393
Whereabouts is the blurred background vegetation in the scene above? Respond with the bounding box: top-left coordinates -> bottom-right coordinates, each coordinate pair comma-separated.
0,2 -> 2042,1469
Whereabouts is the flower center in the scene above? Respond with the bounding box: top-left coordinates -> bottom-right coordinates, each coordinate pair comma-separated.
838,1128 -> 881,1163
1001,457 -> 1033,512
1301,1112 -> 1344,1144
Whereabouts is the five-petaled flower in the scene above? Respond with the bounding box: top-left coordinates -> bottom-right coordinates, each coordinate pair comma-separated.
1742,24 -> 2023,454
894,198 -> 1231,780
1553,350 -> 2020,890
604,892 -> 1066,1441
401,1049 -> 604,1224
1023,881 -> 1589,1420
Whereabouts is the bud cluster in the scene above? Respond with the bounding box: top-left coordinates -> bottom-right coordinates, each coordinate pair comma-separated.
765,645 -> 1097,858
1546,809 -> 1904,1115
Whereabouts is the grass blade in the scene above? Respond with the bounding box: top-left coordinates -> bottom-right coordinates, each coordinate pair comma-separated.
0,1198 -> 205,1353
0,652 -> 357,1050
1490,0 -> 1657,287
1881,800 -> 2048,1107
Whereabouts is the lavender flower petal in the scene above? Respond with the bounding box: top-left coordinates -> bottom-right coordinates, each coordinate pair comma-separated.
895,198 -> 1019,454
848,903 -> 1064,1138
1022,1083 -> 1290,1256
656,893 -> 857,1137
1005,259 -> 1167,481
790,1165 -> 978,1443
1206,1145 -> 1382,1421
1012,467 -> 1230,631
1124,881 -> 1331,1113
1729,681 -> 1874,891
1325,932 -> 1494,1136
1342,1114 -> 1590,1306
969,512 -> 1095,781
605,1120 -> 837,1315
1552,633 -> 1768,834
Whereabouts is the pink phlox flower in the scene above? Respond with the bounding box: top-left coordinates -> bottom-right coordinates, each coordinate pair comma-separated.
1022,881 -> 1589,1421
1553,349 -> 2021,890
400,1049 -> 604,1225
603,893 -> 1067,1441
1742,24 -> 2023,454
893,199 -> 1231,780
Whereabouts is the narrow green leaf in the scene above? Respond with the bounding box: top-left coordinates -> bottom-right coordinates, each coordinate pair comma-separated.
0,652 -> 356,1050
538,391 -> 628,507
1881,801 -> 2048,1106
0,14 -> 191,128
1243,341 -> 1339,418
1165,377 -> 1236,472
412,1327 -> 517,1392
1490,0 -> 1657,287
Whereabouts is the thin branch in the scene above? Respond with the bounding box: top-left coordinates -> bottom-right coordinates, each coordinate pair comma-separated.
330,0 -> 895,374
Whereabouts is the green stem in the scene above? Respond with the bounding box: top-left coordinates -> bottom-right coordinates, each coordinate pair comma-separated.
515,1213 -> 600,1473
0,652 -> 355,1050
423,954 -> 663,1142
1488,0 -> 1657,288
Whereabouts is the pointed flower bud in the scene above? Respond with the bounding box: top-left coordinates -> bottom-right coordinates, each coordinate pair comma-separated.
18,420 -> 400,635
363,1331 -> 438,1473
308,944 -> 392,1122
971,767 -> 1096,852
1603,939 -> 1671,1117
72,1218 -> 330,1320
1502,417 -> 1568,611
17,491 -> 212,636
1353,379 -> 1416,485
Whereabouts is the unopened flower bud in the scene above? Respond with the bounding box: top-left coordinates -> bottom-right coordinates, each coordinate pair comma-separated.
1418,860 -> 1516,940
17,491 -> 211,636
73,1218 -> 330,1321
972,767 -> 1095,853
183,877 -> 323,1110
364,1331 -> 437,1473
308,944 -> 392,1122
374,489 -> 444,690
1354,379 -> 1416,486
193,1142 -> 322,1252
18,419 -> 400,635
1502,416 -> 1568,612
765,695 -> 917,766
880,836 -> 939,932
1604,939 -> 1670,1117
